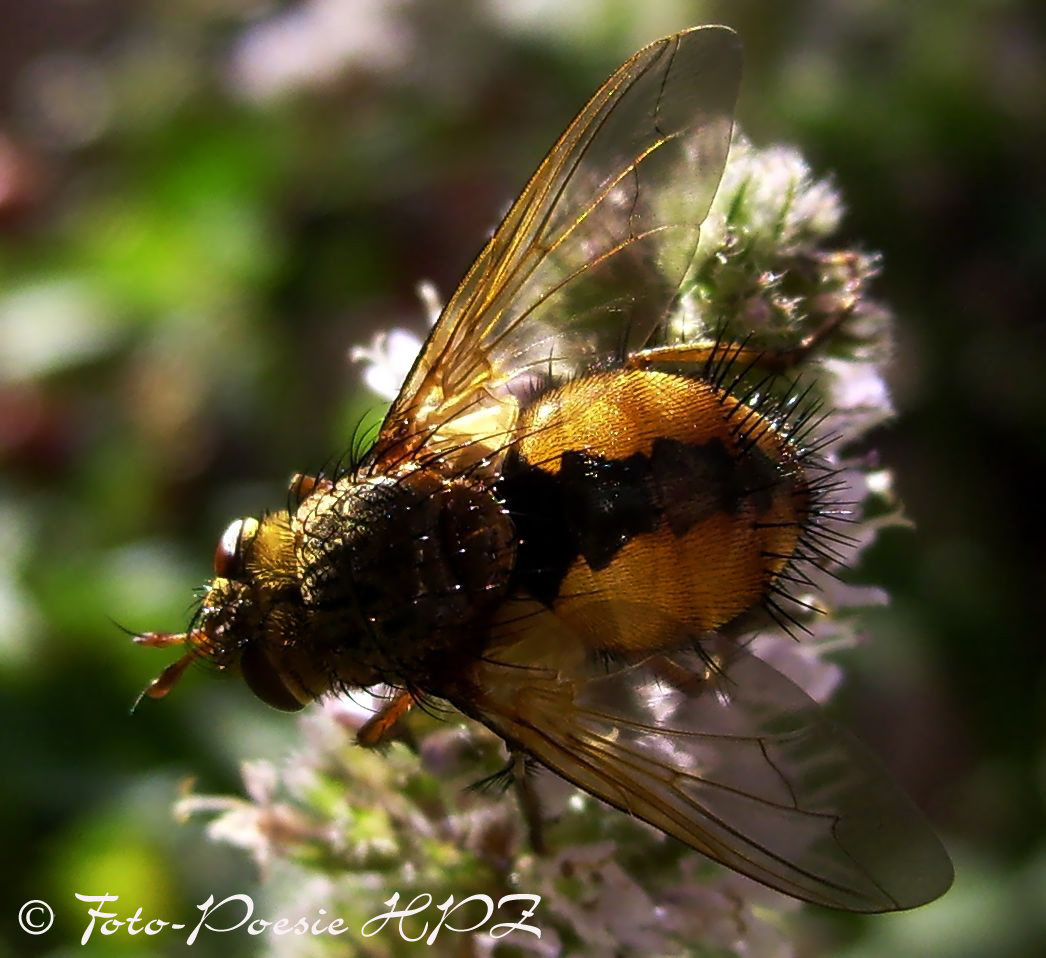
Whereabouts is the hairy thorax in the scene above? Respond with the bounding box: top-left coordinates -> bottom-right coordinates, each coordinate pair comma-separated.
293,468 -> 516,688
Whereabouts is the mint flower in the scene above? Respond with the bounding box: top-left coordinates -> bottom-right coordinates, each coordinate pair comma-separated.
228,0 -> 411,102
348,282 -> 440,400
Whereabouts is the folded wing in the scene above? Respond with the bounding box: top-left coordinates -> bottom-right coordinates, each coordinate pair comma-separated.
370,27 -> 741,471
460,616 -> 953,912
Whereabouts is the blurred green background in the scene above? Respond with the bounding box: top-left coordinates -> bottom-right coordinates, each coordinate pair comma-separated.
1,1 -> 1043,955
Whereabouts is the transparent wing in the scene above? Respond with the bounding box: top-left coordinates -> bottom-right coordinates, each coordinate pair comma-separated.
369,26 -> 741,470
457,615 -> 953,912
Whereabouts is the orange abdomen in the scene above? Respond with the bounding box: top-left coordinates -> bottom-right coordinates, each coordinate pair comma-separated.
500,368 -> 810,654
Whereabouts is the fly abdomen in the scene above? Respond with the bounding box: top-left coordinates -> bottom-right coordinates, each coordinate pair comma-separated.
500,367 -> 814,654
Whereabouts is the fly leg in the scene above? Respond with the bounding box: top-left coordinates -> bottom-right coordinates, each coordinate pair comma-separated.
629,278 -> 856,375
356,690 -> 415,747
513,750 -> 547,855
464,750 -> 546,853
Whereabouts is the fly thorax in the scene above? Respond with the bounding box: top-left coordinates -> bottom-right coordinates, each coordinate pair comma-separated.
294,469 -> 516,683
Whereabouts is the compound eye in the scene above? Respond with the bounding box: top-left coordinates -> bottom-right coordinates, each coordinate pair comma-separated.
213,517 -> 259,579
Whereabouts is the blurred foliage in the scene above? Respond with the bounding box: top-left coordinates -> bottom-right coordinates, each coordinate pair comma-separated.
0,1 -> 1043,956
